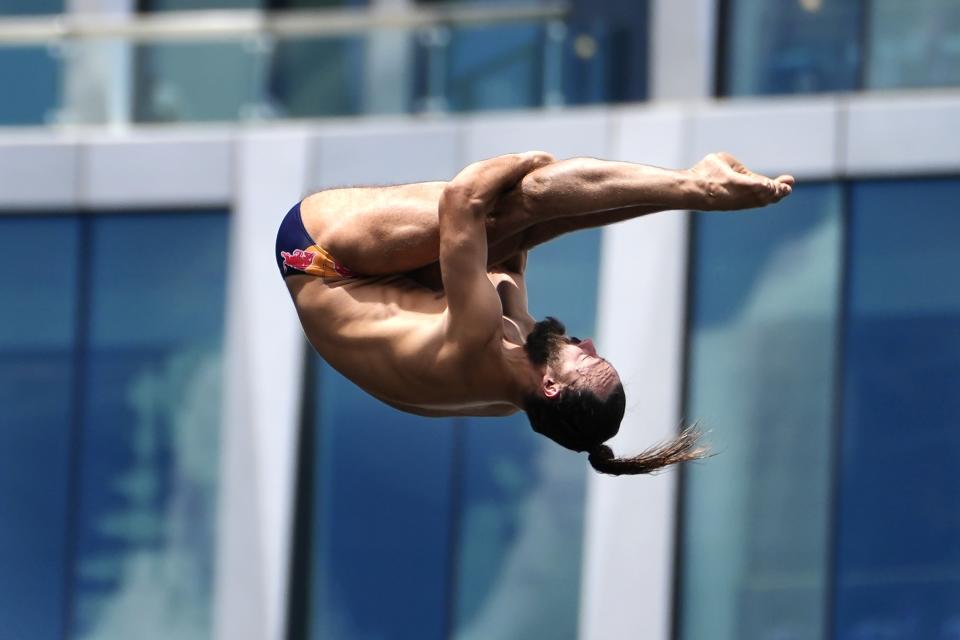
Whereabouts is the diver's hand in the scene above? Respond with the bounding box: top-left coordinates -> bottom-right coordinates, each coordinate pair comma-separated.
688,152 -> 794,211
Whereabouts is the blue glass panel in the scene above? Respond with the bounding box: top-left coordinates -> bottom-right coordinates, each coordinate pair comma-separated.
445,23 -> 544,112
0,47 -> 60,125
308,365 -> 455,640
0,0 -> 63,15
71,212 -> 227,639
134,42 -> 257,122
723,0 -> 862,96
867,0 -> 960,89
564,0 -> 649,104
0,216 -> 78,640
268,36 -> 366,118
680,185 -> 843,640
452,230 -> 601,639
834,178 -> 960,638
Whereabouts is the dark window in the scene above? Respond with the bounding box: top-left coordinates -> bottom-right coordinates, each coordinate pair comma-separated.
0,216 -> 79,640
834,178 -> 960,638
0,47 -> 61,125
719,0 -> 863,96
70,212 -> 228,638
0,210 -> 228,640
678,185 -> 843,640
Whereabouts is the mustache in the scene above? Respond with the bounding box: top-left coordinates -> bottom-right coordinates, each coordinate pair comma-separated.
524,317 -> 567,366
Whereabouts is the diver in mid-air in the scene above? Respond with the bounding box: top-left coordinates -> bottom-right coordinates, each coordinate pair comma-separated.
276,151 -> 793,475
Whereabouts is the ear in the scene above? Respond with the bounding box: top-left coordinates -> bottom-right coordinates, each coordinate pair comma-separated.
542,375 -> 561,399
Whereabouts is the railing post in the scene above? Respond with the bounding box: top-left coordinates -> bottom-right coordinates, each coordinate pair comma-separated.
419,24 -> 451,113
543,18 -> 567,107
240,32 -> 276,121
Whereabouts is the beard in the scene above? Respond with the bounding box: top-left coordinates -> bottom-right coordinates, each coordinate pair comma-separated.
524,317 -> 567,367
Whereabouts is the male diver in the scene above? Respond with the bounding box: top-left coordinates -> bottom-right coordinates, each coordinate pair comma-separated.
276,152 -> 793,475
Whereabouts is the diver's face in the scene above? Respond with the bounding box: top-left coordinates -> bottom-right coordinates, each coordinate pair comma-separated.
525,318 -> 621,399
548,337 -> 622,398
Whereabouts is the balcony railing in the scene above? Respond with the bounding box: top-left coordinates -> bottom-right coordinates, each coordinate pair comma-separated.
0,3 -> 601,127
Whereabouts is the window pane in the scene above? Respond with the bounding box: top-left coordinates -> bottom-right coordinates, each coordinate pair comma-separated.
0,47 -> 61,125
269,36 -> 367,118
71,212 -> 228,639
0,216 -> 78,640
866,0 -> 960,89
834,179 -> 960,638
0,0 -> 63,15
452,230 -> 601,639
679,186 -> 843,640
722,0 -> 862,96
443,23 -> 545,112
134,42 -> 258,122
306,366 -> 456,640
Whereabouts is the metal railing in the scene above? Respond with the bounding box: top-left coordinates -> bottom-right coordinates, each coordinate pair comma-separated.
0,4 -> 568,44
0,3 -> 573,126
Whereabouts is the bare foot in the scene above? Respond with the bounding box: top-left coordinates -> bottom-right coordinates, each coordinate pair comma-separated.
689,152 -> 793,211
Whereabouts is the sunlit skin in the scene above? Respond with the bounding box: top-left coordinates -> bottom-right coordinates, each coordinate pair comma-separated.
543,338 -> 621,400
283,151 -> 792,417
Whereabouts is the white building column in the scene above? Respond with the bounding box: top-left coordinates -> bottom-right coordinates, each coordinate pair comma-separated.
580,110 -> 690,640
214,128 -> 312,640
649,0 -> 718,99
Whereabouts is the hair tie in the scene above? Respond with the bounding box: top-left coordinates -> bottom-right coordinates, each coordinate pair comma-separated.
588,444 -> 614,464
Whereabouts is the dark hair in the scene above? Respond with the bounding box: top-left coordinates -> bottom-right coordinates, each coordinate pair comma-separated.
524,384 -> 708,476
586,424 -> 709,476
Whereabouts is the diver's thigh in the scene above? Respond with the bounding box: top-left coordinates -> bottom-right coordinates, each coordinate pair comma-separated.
303,182 -> 447,275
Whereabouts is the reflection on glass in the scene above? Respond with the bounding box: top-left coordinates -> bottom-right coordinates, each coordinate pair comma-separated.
453,230 -> 601,640
269,35 -> 367,118
0,46 -> 61,125
71,212 -> 227,640
442,22 -> 545,112
835,179 -> 960,638
0,0 -> 62,15
679,186 -> 842,640
134,42 -> 258,122
722,0 -> 861,95
867,0 -> 960,89
307,364 -> 456,640
0,216 -> 78,640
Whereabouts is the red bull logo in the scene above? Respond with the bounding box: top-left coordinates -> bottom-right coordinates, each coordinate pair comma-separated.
281,248 -> 315,271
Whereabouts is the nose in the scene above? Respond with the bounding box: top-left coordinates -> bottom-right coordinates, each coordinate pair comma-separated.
580,338 -> 597,356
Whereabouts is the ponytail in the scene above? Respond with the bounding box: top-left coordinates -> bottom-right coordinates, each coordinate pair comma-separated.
588,424 -> 709,476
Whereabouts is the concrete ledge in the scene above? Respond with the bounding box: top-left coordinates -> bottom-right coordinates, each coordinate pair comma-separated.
688,97 -> 840,179
844,92 -> 960,176
80,131 -> 233,208
0,138 -> 79,210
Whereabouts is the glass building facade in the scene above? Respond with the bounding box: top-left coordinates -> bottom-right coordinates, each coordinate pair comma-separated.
0,0 -> 959,638
719,0 -> 960,95
679,177 -> 960,639
0,0 -> 647,125
0,211 -> 228,640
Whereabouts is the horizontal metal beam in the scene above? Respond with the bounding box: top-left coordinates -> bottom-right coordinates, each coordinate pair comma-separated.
0,4 -> 568,45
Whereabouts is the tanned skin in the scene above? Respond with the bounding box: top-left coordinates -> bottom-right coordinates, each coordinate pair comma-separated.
283,152 -> 794,417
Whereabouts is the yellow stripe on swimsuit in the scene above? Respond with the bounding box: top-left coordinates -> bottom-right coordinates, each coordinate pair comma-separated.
276,200 -> 359,280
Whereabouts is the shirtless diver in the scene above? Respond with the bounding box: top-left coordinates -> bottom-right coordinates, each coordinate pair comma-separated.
276,152 -> 793,475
